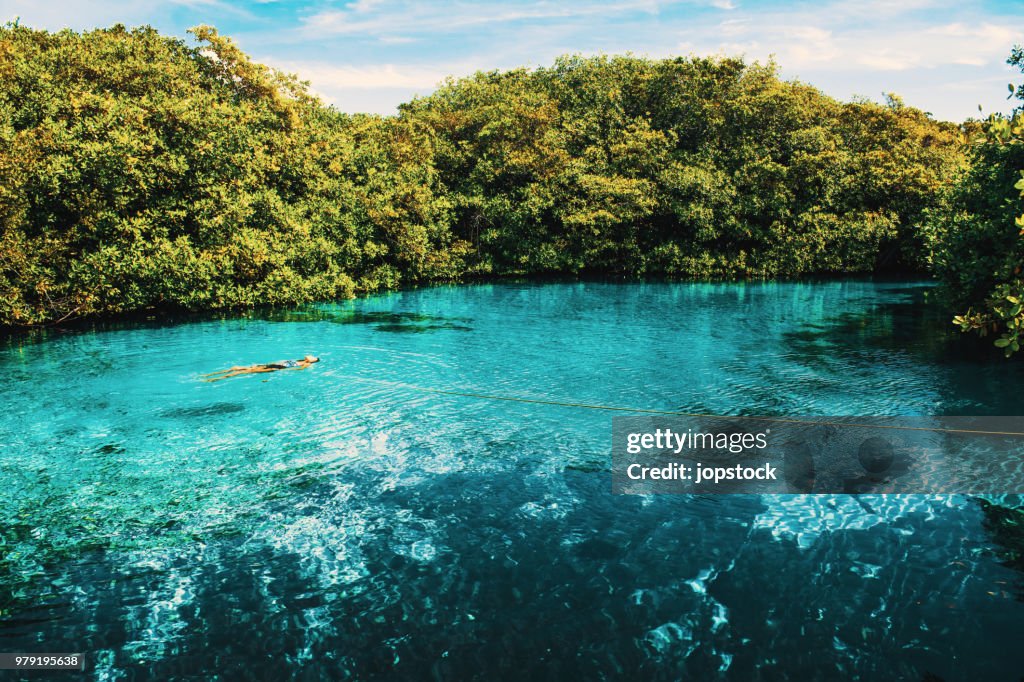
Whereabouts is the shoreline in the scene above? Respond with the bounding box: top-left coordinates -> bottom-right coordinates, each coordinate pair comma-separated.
0,272 -> 938,341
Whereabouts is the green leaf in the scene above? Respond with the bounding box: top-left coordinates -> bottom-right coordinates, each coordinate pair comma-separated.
994,338 -> 1011,348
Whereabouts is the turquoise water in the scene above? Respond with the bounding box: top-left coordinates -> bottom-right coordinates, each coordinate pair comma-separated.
2,281 -> 1023,680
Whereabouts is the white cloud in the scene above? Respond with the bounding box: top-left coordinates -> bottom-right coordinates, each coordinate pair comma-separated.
277,61 -> 454,90
684,15 -> 1019,75
1,0 -> 162,28
0,0 -> 254,29
167,0 -> 258,19
347,0 -> 383,12
261,61 -> 459,113
300,0 -> 662,38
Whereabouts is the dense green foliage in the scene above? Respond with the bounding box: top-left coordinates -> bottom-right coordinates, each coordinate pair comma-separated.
926,49 -> 1024,355
404,59 -> 963,279
0,24 -> 967,328
0,24 -> 461,326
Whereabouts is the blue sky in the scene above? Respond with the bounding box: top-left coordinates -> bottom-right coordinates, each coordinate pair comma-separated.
3,0 -> 1023,121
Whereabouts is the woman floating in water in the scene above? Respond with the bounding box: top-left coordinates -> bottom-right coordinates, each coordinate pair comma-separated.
202,355 -> 320,381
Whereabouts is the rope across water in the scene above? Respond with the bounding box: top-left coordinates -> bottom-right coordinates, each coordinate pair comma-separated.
335,375 -> 1024,437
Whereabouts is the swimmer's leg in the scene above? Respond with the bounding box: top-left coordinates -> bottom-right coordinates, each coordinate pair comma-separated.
200,365 -> 253,378
205,367 -> 278,382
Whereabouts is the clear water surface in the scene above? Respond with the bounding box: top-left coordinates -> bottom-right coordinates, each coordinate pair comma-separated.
1,281 -> 1023,680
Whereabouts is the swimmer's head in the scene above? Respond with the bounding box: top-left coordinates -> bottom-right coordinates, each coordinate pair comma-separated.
304,355 -> 320,363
